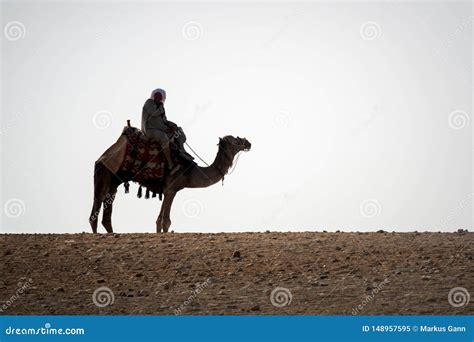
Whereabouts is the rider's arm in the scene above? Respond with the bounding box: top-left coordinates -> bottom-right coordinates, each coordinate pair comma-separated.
141,110 -> 148,135
142,99 -> 166,134
159,103 -> 169,124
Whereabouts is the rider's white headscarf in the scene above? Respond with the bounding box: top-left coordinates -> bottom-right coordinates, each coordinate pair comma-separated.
150,88 -> 166,102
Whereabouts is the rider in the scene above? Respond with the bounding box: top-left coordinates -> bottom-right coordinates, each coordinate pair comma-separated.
141,88 -> 181,175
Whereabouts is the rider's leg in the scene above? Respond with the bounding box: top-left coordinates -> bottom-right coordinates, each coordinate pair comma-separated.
175,127 -> 186,150
146,130 -> 175,169
173,128 -> 194,161
162,140 -> 174,169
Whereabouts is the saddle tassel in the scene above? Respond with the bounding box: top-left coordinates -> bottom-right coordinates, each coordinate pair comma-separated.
145,188 -> 150,199
137,186 -> 143,198
124,182 -> 130,194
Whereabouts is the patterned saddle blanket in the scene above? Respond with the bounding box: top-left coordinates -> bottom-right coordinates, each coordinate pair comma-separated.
118,126 -> 196,199
119,126 -> 167,182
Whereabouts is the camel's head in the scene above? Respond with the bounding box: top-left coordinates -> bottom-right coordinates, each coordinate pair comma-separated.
220,135 -> 251,153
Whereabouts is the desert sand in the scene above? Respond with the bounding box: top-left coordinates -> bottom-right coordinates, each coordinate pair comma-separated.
0,231 -> 472,315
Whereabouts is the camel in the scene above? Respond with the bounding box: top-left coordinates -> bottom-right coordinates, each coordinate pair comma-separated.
89,132 -> 251,233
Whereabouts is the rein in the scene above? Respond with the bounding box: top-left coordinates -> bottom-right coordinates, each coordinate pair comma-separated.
185,140 -> 240,185
226,151 -> 242,176
185,141 -> 210,166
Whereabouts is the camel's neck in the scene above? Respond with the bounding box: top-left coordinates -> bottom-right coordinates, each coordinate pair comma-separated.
186,145 -> 236,188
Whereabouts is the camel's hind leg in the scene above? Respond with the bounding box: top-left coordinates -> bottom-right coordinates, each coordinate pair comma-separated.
89,161 -> 114,233
89,200 -> 102,234
156,191 -> 176,233
101,185 -> 118,233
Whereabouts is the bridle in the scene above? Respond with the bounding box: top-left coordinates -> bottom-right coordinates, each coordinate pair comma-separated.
215,141 -> 236,178
186,137 -> 249,184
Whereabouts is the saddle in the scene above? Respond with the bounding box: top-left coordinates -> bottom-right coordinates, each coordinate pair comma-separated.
118,125 -> 195,200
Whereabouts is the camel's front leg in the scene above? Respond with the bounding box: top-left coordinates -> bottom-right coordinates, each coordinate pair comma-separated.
156,191 -> 176,233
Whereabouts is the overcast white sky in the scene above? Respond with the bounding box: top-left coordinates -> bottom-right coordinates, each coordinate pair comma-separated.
1,1 -> 472,233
